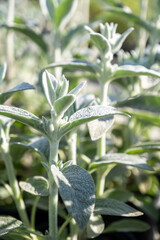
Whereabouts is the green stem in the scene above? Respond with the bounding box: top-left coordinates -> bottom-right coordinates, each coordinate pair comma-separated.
1,149 -> 30,227
31,196 -> 40,230
58,216 -> 72,237
67,131 -> 77,165
48,140 -> 59,240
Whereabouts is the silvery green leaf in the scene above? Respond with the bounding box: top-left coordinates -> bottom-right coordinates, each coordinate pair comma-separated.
54,94 -> 76,118
42,70 -> 57,108
126,142 -> 160,154
88,116 -> 114,141
104,219 -> 150,233
58,75 -> 69,98
102,189 -> 133,202
87,213 -> 104,239
39,0 -> 55,20
59,106 -> 128,137
94,198 -> 143,217
69,81 -> 86,95
0,82 -> 35,104
0,62 -> 7,84
0,216 -> 22,236
51,165 -> 95,229
0,105 -> 44,133
76,94 -> 95,110
90,153 -> 153,171
110,65 -> 160,81
19,176 -> 49,196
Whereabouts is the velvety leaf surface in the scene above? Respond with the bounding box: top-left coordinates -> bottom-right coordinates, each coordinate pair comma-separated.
69,81 -> 86,95
90,153 -> 153,171
0,82 -> 35,104
104,219 -> 150,233
0,63 -> 7,84
87,214 -> 104,239
126,142 -> 160,154
0,216 -> 22,236
51,165 -> 95,229
102,189 -> 133,202
94,198 -> 143,217
54,94 -> 76,117
19,176 -> 49,196
0,105 -> 44,133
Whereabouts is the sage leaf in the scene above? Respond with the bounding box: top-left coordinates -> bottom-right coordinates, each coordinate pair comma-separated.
0,82 -> 35,104
0,216 -> 22,236
54,94 -> 76,118
19,176 -> 49,196
51,165 -> 95,229
0,63 -> 7,84
90,153 -> 153,171
94,198 -> 143,217
104,219 -> 150,233
0,105 -> 44,133
60,106 -> 128,137
87,214 -> 104,239
126,142 -> 160,154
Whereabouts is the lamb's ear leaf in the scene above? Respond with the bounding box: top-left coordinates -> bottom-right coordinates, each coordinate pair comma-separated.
87,213 -> 104,239
19,176 -> 49,196
0,105 -> 44,133
0,82 -> 35,104
94,198 -> 143,217
59,106 -> 129,137
103,219 -> 150,233
110,65 -> 160,81
89,153 -> 153,171
0,62 -> 7,84
51,165 -> 95,229
54,94 -> 76,118
0,216 -> 22,236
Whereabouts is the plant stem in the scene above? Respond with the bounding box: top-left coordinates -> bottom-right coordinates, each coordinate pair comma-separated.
31,196 -> 40,230
67,131 -> 77,165
48,140 -> 59,240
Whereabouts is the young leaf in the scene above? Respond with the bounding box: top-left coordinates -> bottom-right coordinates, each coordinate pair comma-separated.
0,82 -> 35,104
110,65 -> 160,81
88,116 -> 114,141
87,213 -> 105,239
59,105 -> 129,137
104,219 -> 150,233
126,142 -> 160,154
94,198 -> 143,217
39,0 -> 55,20
51,165 -> 95,229
0,23 -> 48,52
0,216 -> 22,236
54,94 -> 76,118
90,153 -> 153,171
19,176 -> 49,196
69,81 -> 86,95
58,75 -> 69,98
0,105 -> 44,133
0,63 -> 7,84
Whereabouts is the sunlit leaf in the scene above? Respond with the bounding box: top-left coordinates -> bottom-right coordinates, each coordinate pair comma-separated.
54,94 -> 76,118
87,213 -> 104,239
0,63 -> 7,84
126,142 -> 160,154
0,216 -> 22,236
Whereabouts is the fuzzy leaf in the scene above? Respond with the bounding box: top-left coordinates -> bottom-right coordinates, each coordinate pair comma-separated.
0,82 -> 35,104
0,216 -> 22,236
0,63 -> 7,84
54,94 -> 76,117
69,81 -> 86,95
104,219 -> 150,233
126,142 -> 160,154
60,106 -> 128,137
19,176 -> 49,196
87,214 -> 104,239
94,198 -> 143,217
0,105 -> 44,133
39,0 -> 55,20
110,65 -> 160,81
51,165 -> 95,229
0,23 -> 48,52
90,153 -> 153,171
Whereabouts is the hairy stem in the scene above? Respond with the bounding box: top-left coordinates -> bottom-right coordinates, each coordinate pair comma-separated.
67,131 -> 77,165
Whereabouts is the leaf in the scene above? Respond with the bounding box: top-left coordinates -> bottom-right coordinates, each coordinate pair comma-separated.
0,216 -> 22,236
69,81 -> 86,95
89,153 -> 153,171
104,219 -> 150,233
0,82 -> 35,104
87,214 -> 104,239
19,176 -> 49,196
102,189 -> 133,202
60,106 -> 129,137
110,65 -> 160,81
44,59 -> 99,74
54,94 -> 76,117
0,105 -> 44,133
39,0 -> 55,20
51,165 -> 95,229
126,142 -> 160,154
0,63 -> 7,84
115,94 -> 160,124
88,116 -> 114,141
55,0 -> 78,29
94,198 -> 143,217
0,23 -> 48,52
